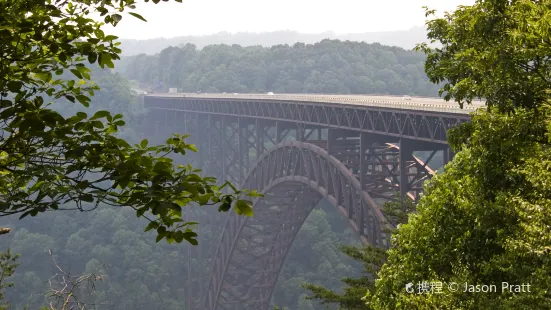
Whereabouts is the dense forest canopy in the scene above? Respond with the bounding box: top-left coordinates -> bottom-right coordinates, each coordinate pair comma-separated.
0,194 -> 361,309
117,27 -> 430,56
367,1 -> 551,309
121,40 -> 441,97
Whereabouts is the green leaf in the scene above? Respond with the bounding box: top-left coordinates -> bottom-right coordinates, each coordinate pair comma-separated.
75,95 -> 90,106
104,35 -> 118,41
247,190 -> 264,197
112,14 -> 122,23
65,95 -> 76,103
98,52 -> 113,68
79,194 -> 93,203
7,81 -> 22,92
128,12 -> 147,22
136,207 -> 147,217
34,72 -> 52,82
218,200 -> 232,212
144,222 -> 159,232
87,52 -> 97,64
0,100 -> 12,108
186,144 -> 198,152
140,139 -> 148,148
174,231 -> 184,243
75,65 -> 91,74
235,200 -> 254,216
70,69 -> 83,79
90,110 -> 110,120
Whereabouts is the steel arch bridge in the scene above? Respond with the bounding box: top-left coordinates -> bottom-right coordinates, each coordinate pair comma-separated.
144,93 -> 476,310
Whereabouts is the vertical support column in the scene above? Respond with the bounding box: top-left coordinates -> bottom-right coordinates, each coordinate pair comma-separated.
359,132 -> 368,240
237,118 -> 244,184
197,217 -> 203,310
187,241 -> 192,310
183,112 -> 187,134
255,119 -> 262,161
443,146 -> 456,167
399,138 -> 413,200
276,121 -> 282,143
327,128 -> 336,155
356,132 -> 375,244
221,116 -> 226,179
196,115 -> 204,170
296,123 -> 305,142
443,147 -> 450,166
206,114 -> 212,176
154,110 -> 159,136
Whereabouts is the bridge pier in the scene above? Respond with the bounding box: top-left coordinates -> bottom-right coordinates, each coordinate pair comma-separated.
399,139 -> 414,200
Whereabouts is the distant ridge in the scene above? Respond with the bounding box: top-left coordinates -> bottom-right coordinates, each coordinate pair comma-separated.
119,27 -> 429,56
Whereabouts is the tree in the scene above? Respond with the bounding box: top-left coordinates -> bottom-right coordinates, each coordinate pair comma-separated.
416,0 -> 551,112
0,0 -> 259,245
0,250 -> 18,310
122,40 -> 440,97
303,245 -> 385,310
302,198 -> 415,310
369,108 -> 551,309
368,1 -> 551,308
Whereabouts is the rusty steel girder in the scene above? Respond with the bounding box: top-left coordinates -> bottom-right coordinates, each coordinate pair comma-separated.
145,97 -> 469,143
363,143 -> 435,201
205,141 -> 391,310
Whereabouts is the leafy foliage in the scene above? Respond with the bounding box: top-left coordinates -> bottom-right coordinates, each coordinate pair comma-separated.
416,0 -> 551,111
122,41 -> 441,96
303,246 -> 386,310
0,0 -> 260,245
0,250 -> 18,310
369,108 -> 551,309
302,198 -> 415,310
367,1 -> 551,308
0,198 -> 363,309
115,28 -> 432,57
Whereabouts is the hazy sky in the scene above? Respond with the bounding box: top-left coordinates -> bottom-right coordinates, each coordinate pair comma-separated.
105,0 -> 476,40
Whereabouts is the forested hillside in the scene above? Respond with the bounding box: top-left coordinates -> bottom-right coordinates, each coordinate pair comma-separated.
121,39 -> 441,96
118,27 -> 429,56
1,198 -> 361,309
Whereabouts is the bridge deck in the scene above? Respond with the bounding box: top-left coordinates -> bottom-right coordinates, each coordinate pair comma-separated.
146,93 -> 485,115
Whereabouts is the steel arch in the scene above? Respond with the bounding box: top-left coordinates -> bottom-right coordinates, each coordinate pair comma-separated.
205,141 -> 391,310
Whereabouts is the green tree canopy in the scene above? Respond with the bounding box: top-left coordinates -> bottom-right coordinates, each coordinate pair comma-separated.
368,1 -> 551,308
369,108 -> 551,309
0,0 -> 258,245
122,40 -> 440,96
417,0 -> 551,111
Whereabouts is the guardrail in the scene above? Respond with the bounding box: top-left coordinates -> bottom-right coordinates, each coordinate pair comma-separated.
147,93 -> 484,115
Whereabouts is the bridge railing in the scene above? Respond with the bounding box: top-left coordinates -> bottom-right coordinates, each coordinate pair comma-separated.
148,93 -> 484,115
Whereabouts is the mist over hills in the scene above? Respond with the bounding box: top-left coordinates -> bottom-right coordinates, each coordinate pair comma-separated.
119,27 -> 429,56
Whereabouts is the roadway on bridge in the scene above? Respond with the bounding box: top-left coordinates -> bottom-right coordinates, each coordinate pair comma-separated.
145,92 -> 486,115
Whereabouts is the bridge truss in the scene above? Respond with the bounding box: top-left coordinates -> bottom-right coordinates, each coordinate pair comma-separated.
145,96 -> 469,310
